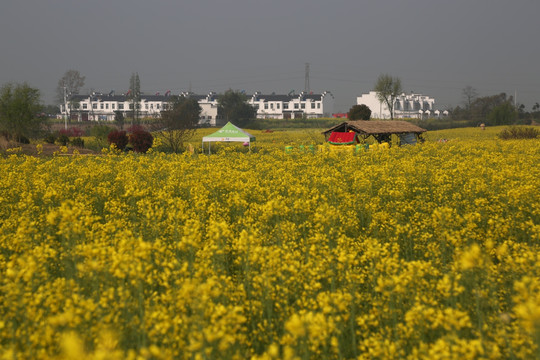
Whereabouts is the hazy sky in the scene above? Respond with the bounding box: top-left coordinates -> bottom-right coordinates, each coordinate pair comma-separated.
1,0 -> 539,112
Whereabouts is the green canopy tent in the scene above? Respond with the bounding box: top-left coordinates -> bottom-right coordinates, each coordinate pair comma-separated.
201,122 -> 256,154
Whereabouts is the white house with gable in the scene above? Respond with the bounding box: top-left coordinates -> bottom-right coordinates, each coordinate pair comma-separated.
249,91 -> 334,119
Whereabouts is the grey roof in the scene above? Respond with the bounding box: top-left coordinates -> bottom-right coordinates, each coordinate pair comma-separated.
254,94 -> 294,102
252,93 -> 326,102
68,92 -> 329,103
304,94 -> 323,101
69,94 -> 174,102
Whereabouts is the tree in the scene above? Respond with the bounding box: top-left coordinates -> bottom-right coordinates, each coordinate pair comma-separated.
487,101 -> 517,126
217,89 -> 256,127
56,70 -> 85,103
90,125 -> 114,150
154,96 -> 201,153
114,110 -> 125,130
462,86 -> 478,111
348,104 -> 371,120
470,93 -> 511,122
128,72 -> 141,125
0,82 -> 44,141
374,74 -> 402,119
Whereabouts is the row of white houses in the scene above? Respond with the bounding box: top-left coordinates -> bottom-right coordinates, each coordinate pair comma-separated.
61,91 -> 335,126
60,89 -> 447,125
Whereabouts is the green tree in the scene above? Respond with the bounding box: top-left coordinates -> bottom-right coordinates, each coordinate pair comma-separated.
348,104 -> 372,120
374,74 -> 402,119
90,124 -> 114,150
217,89 -> 256,127
487,102 -> 517,126
154,96 -> 201,153
128,72 -> 141,125
114,110 -> 125,130
56,70 -> 85,103
470,93 -> 511,122
0,82 -> 44,141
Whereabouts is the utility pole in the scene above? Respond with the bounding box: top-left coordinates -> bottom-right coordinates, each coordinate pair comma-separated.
63,83 -> 68,130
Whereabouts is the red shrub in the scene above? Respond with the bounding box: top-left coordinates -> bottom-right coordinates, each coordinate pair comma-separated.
59,127 -> 84,137
70,127 -> 85,137
107,130 -> 129,150
128,127 -> 153,153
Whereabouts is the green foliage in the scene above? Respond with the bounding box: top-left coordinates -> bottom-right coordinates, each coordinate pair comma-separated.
452,93 -> 515,123
114,110 -> 125,129
0,82 -> 45,140
160,96 -> 201,129
218,90 -> 256,127
128,73 -> 141,124
44,133 -> 57,144
71,137 -> 85,148
90,125 -> 114,149
348,104 -> 371,120
156,96 -> 201,153
56,134 -> 69,146
497,126 -> 539,140
487,101 -> 517,126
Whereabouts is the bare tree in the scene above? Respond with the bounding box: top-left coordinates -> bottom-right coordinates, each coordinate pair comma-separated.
56,70 -> 85,103
374,74 -> 402,119
462,86 -> 478,110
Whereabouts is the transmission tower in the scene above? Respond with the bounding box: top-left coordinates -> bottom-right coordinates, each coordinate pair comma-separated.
304,63 -> 310,93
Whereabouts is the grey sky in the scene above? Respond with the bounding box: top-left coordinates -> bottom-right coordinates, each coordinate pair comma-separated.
1,0 -> 539,112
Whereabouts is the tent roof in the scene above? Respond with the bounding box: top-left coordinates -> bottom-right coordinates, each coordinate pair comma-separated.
202,122 -> 256,142
323,120 -> 426,136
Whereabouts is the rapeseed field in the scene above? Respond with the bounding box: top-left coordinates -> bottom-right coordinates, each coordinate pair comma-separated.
0,130 -> 539,359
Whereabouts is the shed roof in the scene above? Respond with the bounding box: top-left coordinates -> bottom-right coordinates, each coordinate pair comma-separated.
323,120 -> 426,136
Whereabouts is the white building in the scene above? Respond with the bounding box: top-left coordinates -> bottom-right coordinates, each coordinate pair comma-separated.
61,91 -> 221,125
61,90 -> 334,125
181,92 -> 219,126
357,91 -> 445,119
250,91 -> 334,119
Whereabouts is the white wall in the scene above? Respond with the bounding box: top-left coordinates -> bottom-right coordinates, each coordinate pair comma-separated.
357,91 -> 441,119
